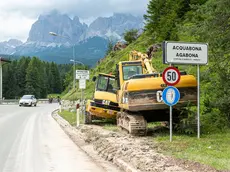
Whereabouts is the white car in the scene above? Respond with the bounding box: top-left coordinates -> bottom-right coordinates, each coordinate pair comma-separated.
19,95 -> 37,107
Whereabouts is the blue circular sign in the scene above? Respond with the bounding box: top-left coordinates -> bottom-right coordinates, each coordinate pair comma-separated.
162,86 -> 180,106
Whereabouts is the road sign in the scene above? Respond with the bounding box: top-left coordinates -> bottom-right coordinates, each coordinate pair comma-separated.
76,70 -> 90,80
162,86 -> 180,106
163,41 -> 208,65
162,67 -> 180,86
79,79 -> 86,89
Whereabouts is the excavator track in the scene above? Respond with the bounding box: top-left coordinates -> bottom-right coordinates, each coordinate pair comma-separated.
117,112 -> 147,136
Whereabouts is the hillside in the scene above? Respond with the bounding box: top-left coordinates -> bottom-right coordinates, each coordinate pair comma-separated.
63,0 -> 230,134
62,32 -> 197,101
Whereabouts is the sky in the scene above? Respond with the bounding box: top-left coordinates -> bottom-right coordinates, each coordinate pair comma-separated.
0,0 -> 149,42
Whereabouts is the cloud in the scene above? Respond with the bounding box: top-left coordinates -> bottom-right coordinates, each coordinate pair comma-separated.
0,0 -> 149,42
0,11 -> 35,42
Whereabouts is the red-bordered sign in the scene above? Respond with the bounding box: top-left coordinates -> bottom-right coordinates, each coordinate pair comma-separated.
162,67 -> 181,86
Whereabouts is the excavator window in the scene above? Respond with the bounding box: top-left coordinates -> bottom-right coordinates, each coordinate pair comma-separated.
96,75 -> 116,93
107,78 -> 116,93
97,76 -> 108,91
123,65 -> 142,80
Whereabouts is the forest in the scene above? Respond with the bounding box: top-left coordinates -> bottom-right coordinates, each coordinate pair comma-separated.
2,56 -> 73,99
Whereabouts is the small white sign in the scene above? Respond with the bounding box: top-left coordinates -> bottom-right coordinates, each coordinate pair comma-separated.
76,70 -> 89,80
79,79 -> 86,89
163,41 -> 208,65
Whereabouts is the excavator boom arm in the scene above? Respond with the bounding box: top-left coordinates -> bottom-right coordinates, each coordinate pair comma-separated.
129,50 -> 157,74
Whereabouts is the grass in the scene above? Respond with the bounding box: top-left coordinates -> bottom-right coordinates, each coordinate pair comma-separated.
58,109 -> 84,126
58,109 -> 230,170
155,130 -> 230,170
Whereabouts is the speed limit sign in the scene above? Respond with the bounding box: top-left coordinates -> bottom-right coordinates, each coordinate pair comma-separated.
162,67 -> 181,86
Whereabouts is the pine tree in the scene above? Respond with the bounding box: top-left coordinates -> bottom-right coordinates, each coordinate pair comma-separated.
144,0 -> 208,42
50,62 -> 62,93
25,57 -> 41,98
2,61 -> 18,98
16,56 -> 30,96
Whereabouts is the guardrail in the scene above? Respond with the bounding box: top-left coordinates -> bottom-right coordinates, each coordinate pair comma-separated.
0,99 -> 19,104
38,99 -> 49,103
0,98 -> 51,105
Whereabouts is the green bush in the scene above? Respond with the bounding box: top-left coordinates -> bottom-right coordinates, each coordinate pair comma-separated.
123,29 -> 139,44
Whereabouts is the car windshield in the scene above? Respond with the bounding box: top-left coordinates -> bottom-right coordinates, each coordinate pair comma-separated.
22,95 -> 32,99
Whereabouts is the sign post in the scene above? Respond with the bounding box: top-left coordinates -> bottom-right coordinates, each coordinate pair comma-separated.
162,67 -> 181,142
76,70 -> 89,126
197,65 -> 200,138
76,108 -> 80,127
163,41 -> 208,139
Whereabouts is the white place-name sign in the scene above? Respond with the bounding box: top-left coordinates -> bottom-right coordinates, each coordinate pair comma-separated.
163,41 -> 208,65
76,70 -> 90,80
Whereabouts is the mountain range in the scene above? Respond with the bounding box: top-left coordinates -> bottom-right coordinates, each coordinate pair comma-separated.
0,10 -> 144,65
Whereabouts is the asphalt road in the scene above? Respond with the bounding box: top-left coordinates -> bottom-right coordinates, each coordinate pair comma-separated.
0,103 -> 106,172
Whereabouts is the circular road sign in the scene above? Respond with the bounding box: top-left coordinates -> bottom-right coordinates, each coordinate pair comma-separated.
162,86 -> 180,106
162,67 -> 180,86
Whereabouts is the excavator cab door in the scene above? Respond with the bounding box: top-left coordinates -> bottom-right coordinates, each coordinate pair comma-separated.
96,74 -> 117,94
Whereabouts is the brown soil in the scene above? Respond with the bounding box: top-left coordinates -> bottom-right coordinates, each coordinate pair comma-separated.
52,110 -> 229,172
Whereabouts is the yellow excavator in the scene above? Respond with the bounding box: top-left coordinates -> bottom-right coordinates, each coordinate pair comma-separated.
116,49 -> 197,135
86,47 -> 197,135
85,73 -> 119,124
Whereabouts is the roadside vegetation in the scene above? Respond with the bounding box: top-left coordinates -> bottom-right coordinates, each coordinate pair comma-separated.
155,130 -> 230,170
61,0 -> 230,170
58,109 -> 85,126
58,110 -> 76,126
64,0 -> 230,134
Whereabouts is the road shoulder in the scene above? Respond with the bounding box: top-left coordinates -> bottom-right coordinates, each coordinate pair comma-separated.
52,110 -> 221,172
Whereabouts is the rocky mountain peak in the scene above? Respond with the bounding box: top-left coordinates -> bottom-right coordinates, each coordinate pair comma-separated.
85,13 -> 143,40
27,10 -> 87,44
7,39 -> 23,46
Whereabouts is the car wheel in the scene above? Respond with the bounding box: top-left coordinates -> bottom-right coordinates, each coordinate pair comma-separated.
19,104 -> 22,107
30,103 -> 32,107
34,103 -> 37,107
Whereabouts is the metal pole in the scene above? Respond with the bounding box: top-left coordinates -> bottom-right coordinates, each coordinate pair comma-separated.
0,62 -> 2,104
197,65 -> 200,138
76,108 -> 80,127
73,45 -> 76,89
81,88 -> 83,122
170,106 -> 172,142
169,63 -> 172,142
82,89 -> 85,122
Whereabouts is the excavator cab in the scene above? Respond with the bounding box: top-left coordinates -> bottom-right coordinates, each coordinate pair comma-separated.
115,61 -> 144,89
85,73 -> 120,123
